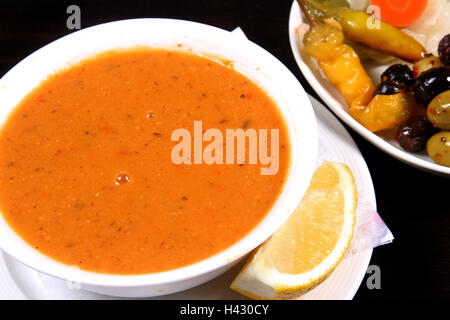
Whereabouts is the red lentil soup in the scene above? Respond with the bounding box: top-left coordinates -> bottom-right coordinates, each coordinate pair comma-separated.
0,48 -> 290,274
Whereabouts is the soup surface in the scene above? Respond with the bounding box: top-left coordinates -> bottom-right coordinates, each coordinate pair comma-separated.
0,48 -> 290,274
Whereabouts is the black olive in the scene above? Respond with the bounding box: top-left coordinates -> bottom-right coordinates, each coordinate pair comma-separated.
381,64 -> 415,87
413,67 -> 450,105
375,81 -> 406,95
395,116 -> 436,152
438,34 -> 450,66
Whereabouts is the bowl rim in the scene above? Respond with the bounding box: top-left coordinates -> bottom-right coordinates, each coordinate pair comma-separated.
0,18 -> 318,287
288,0 -> 450,177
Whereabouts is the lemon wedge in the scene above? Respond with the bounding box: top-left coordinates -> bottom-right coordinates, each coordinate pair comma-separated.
230,161 -> 357,299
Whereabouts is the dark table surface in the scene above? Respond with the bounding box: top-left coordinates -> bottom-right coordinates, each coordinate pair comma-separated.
0,0 -> 448,300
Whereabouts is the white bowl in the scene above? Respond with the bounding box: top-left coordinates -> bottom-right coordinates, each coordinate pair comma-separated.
0,18 -> 318,297
288,1 -> 450,177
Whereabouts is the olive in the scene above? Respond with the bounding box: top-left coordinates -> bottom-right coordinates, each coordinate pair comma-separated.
438,34 -> 450,66
413,56 -> 443,79
381,64 -> 415,87
375,81 -> 406,95
426,131 -> 450,167
413,67 -> 450,105
395,116 -> 436,152
427,90 -> 450,130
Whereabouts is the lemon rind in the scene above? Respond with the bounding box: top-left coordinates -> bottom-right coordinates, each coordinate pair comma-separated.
230,162 -> 357,300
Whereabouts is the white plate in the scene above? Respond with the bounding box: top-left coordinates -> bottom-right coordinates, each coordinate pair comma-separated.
0,96 -> 374,300
0,18 -> 319,297
288,1 -> 450,176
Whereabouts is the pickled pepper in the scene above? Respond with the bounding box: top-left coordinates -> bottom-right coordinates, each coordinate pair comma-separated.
301,3 -> 375,109
299,0 -> 419,132
301,0 -> 426,62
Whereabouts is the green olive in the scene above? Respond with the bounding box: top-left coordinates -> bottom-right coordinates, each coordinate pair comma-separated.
427,90 -> 450,130
413,56 -> 443,79
426,131 -> 450,167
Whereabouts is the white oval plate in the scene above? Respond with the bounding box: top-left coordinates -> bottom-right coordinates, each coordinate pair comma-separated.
289,0 -> 450,176
0,96 -> 373,300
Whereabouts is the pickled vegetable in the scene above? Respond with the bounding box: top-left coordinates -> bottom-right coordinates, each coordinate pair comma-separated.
414,67 -> 450,105
301,2 -> 375,109
438,34 -> 450,66
381,64 -> 414,87
375,81 -> 406,95
301,0 -> 427,62
395,116 -> 435,152
427,90 -> 450,130
321,0 -> 350,8
413,56 -> 443,79
426,131 -> 450,167
351,92 -> 418,132
348,40 -> 396,66
370,0 -> 429,28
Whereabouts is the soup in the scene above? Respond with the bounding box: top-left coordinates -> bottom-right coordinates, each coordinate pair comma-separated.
0,48 -> 290,274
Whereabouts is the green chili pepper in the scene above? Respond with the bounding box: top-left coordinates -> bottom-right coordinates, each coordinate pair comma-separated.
299,0 -> 427,62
